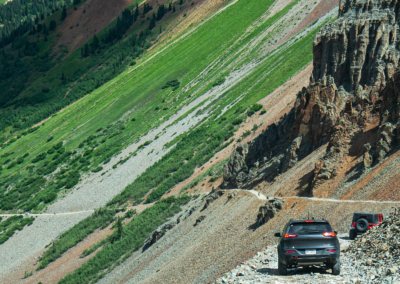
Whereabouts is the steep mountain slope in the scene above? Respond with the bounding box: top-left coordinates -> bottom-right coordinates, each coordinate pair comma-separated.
97,192 -> 399,284
0,0 -> 341,282
89,0 -> 400,283
223,0 -> 400,204
7,0 -> 400,283
0,0 -> 216,142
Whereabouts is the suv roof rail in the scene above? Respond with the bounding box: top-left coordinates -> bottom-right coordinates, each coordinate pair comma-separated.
291,218 -> 294,221
322,217 -> 325,220
312,217 -> 315,220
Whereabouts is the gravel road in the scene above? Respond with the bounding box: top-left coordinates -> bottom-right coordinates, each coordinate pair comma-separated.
0,210 -> 94,217
214,234 -> 358,284
235,189 -> 400,205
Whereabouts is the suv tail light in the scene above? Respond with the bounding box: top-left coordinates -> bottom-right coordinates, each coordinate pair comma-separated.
285,250 -> 295,253
327,249 -> 336,252
322,232 -> 336,237
284,233 -> 298,238
351,222 -> 356,228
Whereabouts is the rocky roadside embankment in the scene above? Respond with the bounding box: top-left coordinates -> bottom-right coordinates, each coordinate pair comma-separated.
342,208 -> 400,283
215,208 -> 400,284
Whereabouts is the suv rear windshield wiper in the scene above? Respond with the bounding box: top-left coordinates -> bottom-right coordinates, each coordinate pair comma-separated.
307,231 -> 324,234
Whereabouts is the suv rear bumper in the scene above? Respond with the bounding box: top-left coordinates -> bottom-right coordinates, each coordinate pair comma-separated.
281,253 -> 339,266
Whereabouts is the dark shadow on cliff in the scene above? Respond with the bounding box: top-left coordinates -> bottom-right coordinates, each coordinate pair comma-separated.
296,170 -> 314,196
345,126 -> 380,183
345,162 -> 364,183
348,127 -> 379,157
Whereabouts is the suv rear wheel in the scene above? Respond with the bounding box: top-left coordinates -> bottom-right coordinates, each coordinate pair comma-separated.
278,255 -> 288,275
356,219 -> 368,232
332,258 -> 340,275
349,230 -> 356,240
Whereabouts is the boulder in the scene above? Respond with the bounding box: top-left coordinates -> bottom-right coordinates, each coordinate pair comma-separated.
256,198 -> 284,227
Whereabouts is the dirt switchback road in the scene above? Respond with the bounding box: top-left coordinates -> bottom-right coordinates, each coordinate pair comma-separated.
0,210 -> 95,217
230,189 -> 400,205
0,204 -> 153,218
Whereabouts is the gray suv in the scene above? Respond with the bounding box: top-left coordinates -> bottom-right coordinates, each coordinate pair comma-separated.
275,218 -> 340,275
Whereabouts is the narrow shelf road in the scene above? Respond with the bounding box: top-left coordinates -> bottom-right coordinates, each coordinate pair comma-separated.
232,189 -> 400,204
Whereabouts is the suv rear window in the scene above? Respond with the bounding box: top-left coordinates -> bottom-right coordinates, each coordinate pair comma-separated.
288,222 -> 332,234
352,214 -> 374,223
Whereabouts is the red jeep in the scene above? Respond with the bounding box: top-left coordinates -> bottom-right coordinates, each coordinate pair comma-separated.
349,213 -> 383,240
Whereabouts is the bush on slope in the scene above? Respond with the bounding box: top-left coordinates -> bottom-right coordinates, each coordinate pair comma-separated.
58,195 -> 191,284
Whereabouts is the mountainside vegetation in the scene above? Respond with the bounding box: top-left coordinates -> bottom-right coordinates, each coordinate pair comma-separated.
0,0 -> 153,140
0,0 -> 331,213
0,0 -> 73,48
0,215 -> 34,244
59,195 -> 191,283
0,0 -> 197,143
0,0 -> 203,212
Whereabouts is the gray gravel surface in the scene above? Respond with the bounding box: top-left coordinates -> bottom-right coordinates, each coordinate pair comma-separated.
0,213 -> 92,281
343,208 -> 400,283
214,234 -> 381,284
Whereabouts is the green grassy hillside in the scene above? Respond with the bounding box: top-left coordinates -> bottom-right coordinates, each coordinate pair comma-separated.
0,0 -> 148,137
0,0 -> 335,213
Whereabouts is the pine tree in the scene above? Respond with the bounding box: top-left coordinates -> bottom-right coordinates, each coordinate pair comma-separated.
49,20 -> 56,31
116,217 -> 122,240
91,34 -> 99,54
156,5 -> 165,21
173,5 -> 176,13
116,17 -> 122,39
84,43 -> 89,57
134,4 -> 139,20
180,0 -> 183,5
107,29 -> 112,43
169,3 -> 172,11
30,25 -> 36,35
81,47 -> 84,57
61,6 -> 67,21
148,17 -> 156,30
42,23 -> 48,35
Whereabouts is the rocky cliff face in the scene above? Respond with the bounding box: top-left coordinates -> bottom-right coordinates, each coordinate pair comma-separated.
223,0 -> 400,191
